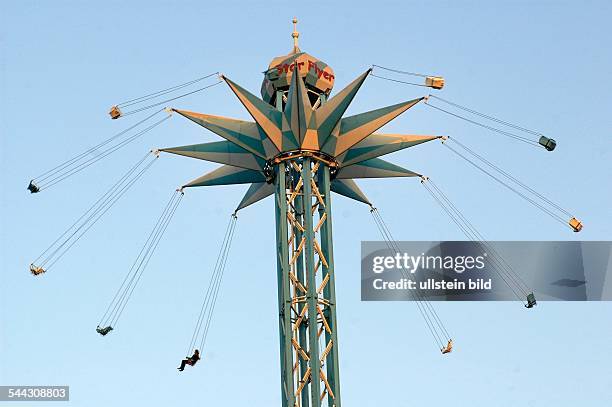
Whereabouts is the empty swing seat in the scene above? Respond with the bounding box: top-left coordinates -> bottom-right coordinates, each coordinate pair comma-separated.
109,106 -> 122,120
525,293 -> 537,308
96,326 -> 113,336
29,263 -> 45,276
441,339 -> 453,354
27,180 -> 40,194
425,76 -> 445,90
538,136 -> 557,151
569,217 -> 583,232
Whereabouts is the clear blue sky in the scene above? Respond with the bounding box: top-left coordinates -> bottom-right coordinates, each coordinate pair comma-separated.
1,1 -> 611,406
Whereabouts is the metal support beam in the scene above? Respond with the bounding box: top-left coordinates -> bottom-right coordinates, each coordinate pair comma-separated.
302,157 -> 322,404
318,165 -> 341,406
275,90 -> 296,407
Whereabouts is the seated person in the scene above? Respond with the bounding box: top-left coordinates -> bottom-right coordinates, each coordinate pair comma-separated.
177,349 -> 200,371
441,339 -> 453,354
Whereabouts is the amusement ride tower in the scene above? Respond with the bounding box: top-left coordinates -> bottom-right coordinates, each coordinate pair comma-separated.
160,20 -> 440,407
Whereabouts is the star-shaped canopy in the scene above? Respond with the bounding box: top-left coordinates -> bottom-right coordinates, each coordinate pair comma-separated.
161,68 -> 440,211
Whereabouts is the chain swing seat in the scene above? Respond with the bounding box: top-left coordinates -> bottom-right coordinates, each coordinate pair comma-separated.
27,180 -> 40,193
109,105 -> 122,120
29,263 -> 45,276
96,326 -> 113,336
525,292 -> 537,308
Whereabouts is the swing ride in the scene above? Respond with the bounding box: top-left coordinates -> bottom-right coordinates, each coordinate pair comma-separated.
27,18 -> 582,407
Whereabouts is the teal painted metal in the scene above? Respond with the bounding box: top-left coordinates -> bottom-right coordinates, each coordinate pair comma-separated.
274,90 -> 295,407
329,179 -> 371,205
302,157 -> 322,404
294,181 -> 309,407
275,162 -> 294,407
318,165 -> 341,405
317,122 -> 343,403
161,140 -> 266,171
183,165 -> 265,187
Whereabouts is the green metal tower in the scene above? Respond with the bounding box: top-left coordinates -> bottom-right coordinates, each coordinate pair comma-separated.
160,20 -> 440,407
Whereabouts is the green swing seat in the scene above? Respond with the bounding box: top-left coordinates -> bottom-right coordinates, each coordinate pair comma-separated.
96,326 -> 113,336
525,293 -> 537,308
28,180 -> 40,194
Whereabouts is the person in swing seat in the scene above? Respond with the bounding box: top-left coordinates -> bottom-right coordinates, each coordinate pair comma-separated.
177,349 -> 200,371
441,339 -> 453,354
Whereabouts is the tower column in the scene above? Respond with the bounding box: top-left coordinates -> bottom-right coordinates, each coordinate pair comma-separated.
294,170 -> 309,407
274,89 -> 296,407
275,160 -> 296,407
318,165 -> 341,406
302,157 -> 322,405
274,153 -> 341,407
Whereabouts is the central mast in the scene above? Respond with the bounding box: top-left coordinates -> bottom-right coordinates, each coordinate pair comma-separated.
272,20 -> 341,407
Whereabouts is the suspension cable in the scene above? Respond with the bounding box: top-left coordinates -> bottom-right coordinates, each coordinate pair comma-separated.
116,72 -> 219,108
199,214 -> 237,351
110,190 -> 184,328
187,215 -> 235,354
374,208 -> 452,341
97,189 -> 184,332
370,73 -> 428,88
32,109 -> 161,182
29,152 -> 158,275
372,64 -> 432,78
447,137 -> 572,217
426,179 -> 531,295
428,95 -> 543,136
120,81 -> 223,117
373,208 -> 451,349
32,152 -> 150,265
44,158 -> 157,271
420,180 -> 524,300
371,209 -> 444,346
424,99 -> 539,147
420,177 -> 534,303
370,206 -> 452,352
42,116 -> 168,190
185,213 -> 238,356
427,178 -> 531,296
441,137 -> 578,230
98,189 -> 181,327
371,64 -> 446,90
28,109 -> 169,193
424,184 -> 526,303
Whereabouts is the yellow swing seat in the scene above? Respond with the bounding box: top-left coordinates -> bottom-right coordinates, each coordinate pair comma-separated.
109,105 -> 122,120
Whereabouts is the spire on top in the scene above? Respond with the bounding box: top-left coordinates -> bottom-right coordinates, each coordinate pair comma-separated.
292,18 -> 300,53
